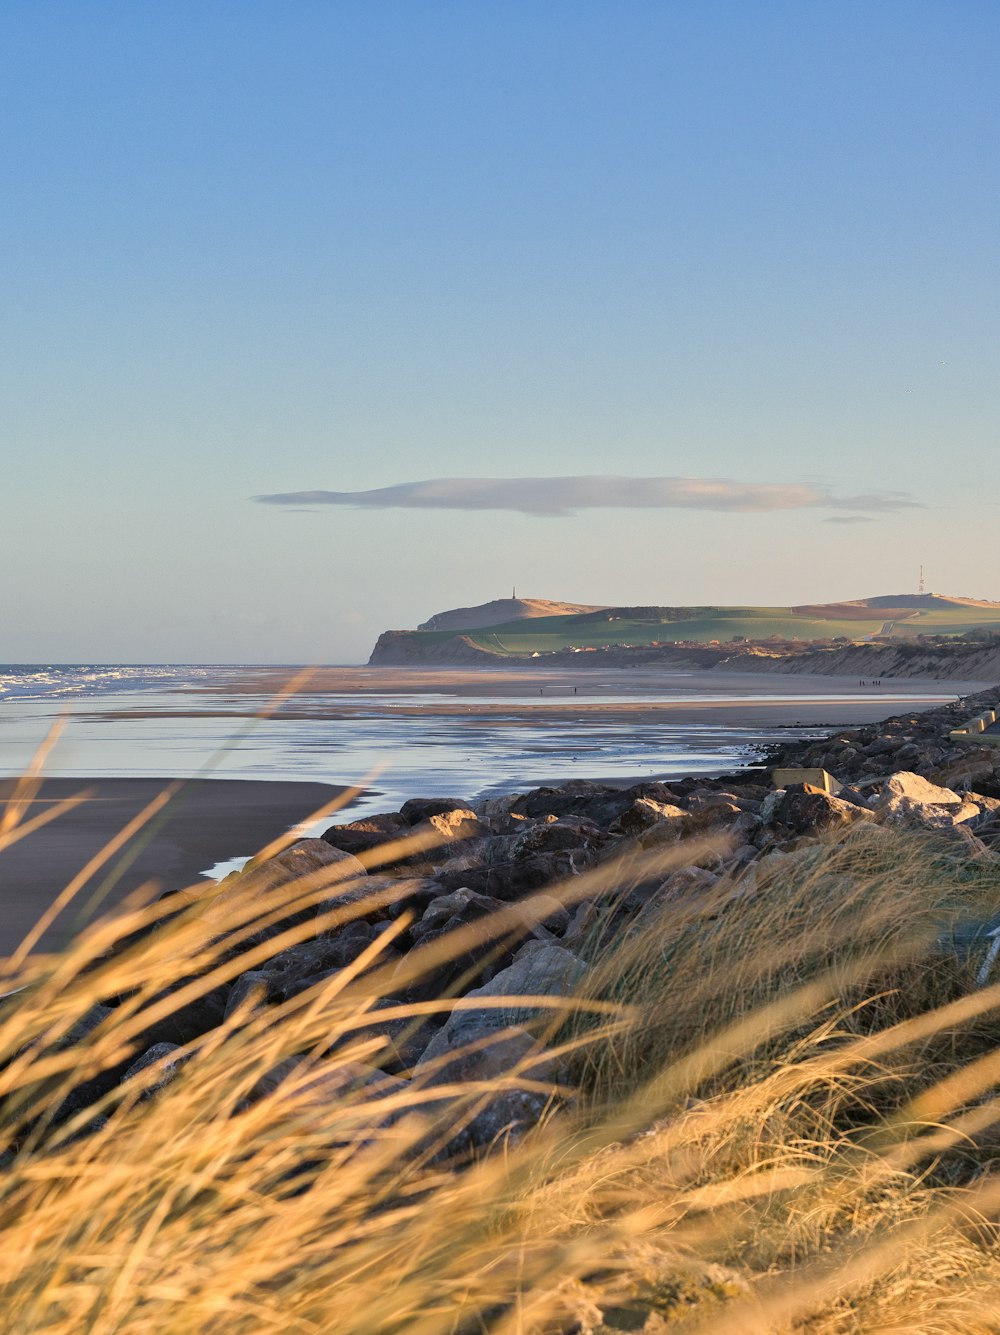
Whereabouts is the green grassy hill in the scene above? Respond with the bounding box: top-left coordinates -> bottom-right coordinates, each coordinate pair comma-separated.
378,594 -> 1000,659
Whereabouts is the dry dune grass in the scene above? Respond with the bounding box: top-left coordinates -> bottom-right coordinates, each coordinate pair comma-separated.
5,760 -> 1000,1330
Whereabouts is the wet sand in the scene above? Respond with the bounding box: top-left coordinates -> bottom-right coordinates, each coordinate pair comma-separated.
189,665 -> 994,701
91,699 -> 982,727
0,778 -> 341,956
91,666 -> 989,729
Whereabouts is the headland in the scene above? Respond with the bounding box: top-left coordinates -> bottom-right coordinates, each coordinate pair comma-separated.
369,592 -> 1000,678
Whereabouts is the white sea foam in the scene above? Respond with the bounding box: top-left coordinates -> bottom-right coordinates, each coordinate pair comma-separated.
0,664 -> 242,702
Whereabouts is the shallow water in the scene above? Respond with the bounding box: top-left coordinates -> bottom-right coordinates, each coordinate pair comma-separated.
0,662 -> 962,803
0,680 -> 816,799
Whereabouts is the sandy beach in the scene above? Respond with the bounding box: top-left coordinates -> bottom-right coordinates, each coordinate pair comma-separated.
0,777 -> 340,956
188,665 -> 996,702
93,697 -> 985,727
91,666 -> 989,729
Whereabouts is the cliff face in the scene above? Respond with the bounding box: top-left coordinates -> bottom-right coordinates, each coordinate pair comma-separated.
369,631 -> 506,665
721,642 -> 1000,680
369,629 -> 1000,678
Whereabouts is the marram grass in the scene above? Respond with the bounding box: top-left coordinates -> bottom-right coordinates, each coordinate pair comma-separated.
3,782 -> 1000,1331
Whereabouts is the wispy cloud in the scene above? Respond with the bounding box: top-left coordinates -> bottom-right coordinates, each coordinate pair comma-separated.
253,477 -> 918,517
253,476 -> 918,518
823,515 -> 879,525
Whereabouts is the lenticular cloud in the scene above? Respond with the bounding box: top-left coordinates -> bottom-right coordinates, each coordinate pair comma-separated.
253,476 -> 915,518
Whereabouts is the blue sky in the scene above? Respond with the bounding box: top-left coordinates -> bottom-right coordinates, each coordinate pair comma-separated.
2,2 -> 997,662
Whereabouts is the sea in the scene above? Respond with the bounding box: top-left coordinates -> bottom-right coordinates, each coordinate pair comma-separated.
0,663 -> 967,820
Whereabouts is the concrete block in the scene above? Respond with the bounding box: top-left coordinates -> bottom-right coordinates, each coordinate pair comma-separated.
950,706 -> 1000,745
771,767 -> 841,794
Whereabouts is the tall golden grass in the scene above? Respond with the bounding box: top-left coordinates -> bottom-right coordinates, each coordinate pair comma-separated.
4,770 -> 1000,1332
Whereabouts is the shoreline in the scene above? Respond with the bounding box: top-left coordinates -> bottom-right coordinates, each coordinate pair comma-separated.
95,699 -> 982,731
185,665 -> 994,700
3,674 -> 995,957
92,697 -> 982,728
95,667 -> 990,731
0,778 -> 343,956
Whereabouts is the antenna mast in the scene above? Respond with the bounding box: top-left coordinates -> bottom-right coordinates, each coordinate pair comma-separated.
918,564 -> 925,595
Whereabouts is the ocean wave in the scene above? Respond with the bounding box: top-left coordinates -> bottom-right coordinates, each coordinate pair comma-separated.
0,665 -> 239,701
